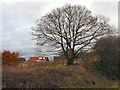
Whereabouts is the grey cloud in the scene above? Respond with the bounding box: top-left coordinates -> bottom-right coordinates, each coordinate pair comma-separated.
90,2 -> 118,27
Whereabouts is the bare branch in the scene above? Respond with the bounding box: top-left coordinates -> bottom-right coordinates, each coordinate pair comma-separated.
31,4 -> 115,65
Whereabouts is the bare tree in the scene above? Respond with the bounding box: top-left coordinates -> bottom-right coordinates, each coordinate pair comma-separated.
32,4 -> 115,65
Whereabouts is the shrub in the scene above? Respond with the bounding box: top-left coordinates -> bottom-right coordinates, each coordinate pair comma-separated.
94,36 -> 119,79
2,50 -> 19,65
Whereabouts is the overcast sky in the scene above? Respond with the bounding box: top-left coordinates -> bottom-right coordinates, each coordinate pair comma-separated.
0,0 -> 118,60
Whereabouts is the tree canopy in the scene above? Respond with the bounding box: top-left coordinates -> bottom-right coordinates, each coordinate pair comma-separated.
32,4 -> 115,65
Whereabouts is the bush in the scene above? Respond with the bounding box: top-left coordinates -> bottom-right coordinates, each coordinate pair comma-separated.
94,36 -> 119,79
2,50 -> 19,65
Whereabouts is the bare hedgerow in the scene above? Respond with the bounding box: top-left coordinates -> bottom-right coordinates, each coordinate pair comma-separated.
94,36 -> 119,79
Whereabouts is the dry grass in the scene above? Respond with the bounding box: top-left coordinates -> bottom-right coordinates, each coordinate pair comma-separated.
2,60 -> 119,88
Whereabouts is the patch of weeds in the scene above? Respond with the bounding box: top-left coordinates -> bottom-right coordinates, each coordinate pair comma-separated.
55,64 -> 67,70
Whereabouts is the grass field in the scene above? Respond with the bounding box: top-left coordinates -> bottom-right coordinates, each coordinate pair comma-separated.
2,60 -> 119,88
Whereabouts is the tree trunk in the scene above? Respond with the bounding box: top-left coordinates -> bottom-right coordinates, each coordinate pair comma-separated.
67,58 -> 74,65
65,48 -> 74,65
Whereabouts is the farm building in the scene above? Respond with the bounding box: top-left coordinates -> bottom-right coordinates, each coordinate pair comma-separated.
29,56 -> 49,62
18,57 -> 26,63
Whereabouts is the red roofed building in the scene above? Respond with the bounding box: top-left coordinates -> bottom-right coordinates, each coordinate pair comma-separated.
29,57 -> 39,61
29,56 -> 49,62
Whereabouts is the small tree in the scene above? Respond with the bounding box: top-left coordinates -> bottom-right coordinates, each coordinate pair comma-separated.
2,51 -> 19,65
32,4 -> 115,65
94,36 -> 119,79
